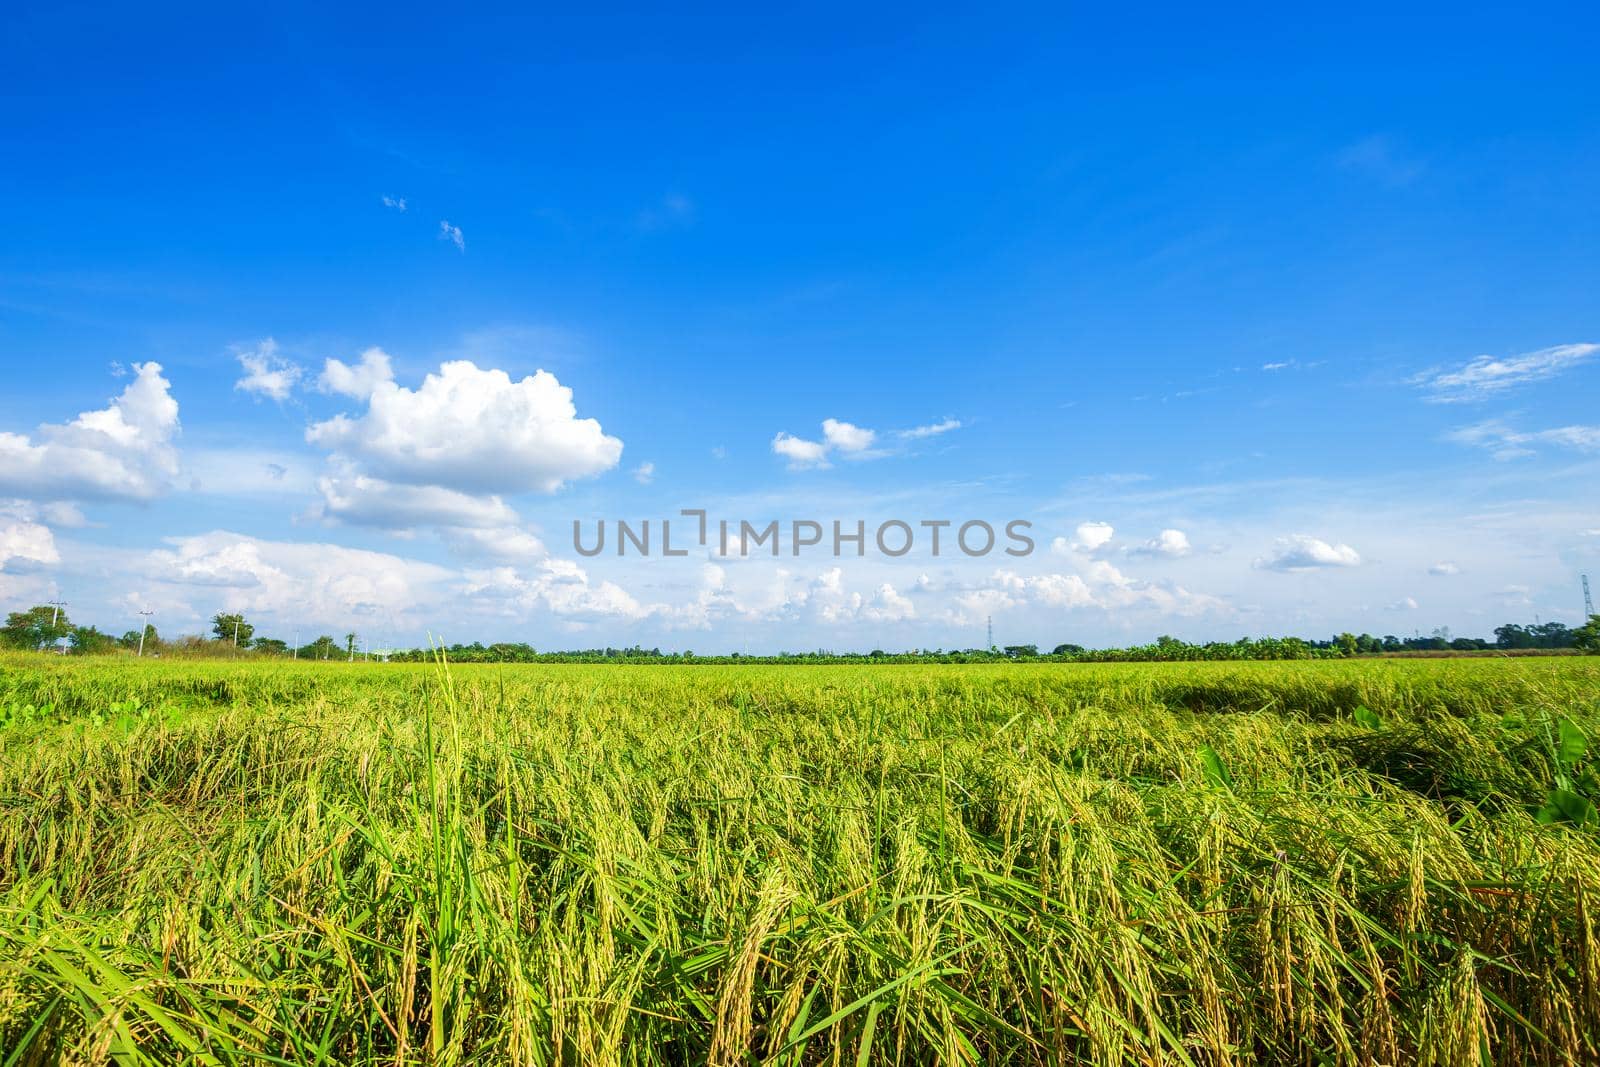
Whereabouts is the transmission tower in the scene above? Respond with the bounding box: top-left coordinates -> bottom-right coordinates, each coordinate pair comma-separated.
1584,574 -> 1595,618
986,615 -> 993,649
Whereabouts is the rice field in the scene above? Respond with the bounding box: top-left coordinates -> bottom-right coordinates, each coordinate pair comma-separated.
1,654 -> 1597,1065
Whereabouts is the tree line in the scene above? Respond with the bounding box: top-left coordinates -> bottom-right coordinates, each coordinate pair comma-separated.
7,602 -> 1595,662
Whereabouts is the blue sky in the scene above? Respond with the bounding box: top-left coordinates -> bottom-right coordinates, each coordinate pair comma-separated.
2,3 -> 1597,651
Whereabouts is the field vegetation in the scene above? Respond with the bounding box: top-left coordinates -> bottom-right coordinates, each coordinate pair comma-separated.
1,655 -> 1598,1064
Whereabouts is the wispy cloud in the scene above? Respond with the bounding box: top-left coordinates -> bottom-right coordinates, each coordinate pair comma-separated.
439,220 -> 465,251
899,418 -> 961,439
638,193 -> 695,231
771,415 -> 965,469
381,195 -> 407,212
1336,134 -> 1424,185
633,462 -> 655,485
233,339 -> 303,401
1445,418 -> 1600,460
1415,343 -> 1597,403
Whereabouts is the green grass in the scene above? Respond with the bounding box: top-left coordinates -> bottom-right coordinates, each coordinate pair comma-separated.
1,654 -> 1598,1064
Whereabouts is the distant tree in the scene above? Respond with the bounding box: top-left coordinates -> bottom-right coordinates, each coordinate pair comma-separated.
1496,621 -> 1576,650
345,633 -> 358,660
1052,643 -> 1085,656
69,625 -> 116,654
211,613 -> 255,646
1334,633 -> 1359,656
1574,615 -> 1600,654
119,624 -> 159,651
2,605 -> 73,650
252,637 -> 290,656
298,634 -> 338,660
1002,644 -> 1039,659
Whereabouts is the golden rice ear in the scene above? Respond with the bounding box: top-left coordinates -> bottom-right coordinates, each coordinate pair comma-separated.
0,655 -> 1596,1064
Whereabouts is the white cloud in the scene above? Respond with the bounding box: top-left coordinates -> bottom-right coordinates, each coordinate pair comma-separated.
822,418 -> 876,453
1254,535 -> 1362,571
443,525 -> 547,562
1417,343 -> 1597,403
381,195 -> 407,212
1129,528 -> 1192,558
0,521 -> 58,570
233,339 -> 303,401
633,462 -> 655,485
439,220 -> 465,251
945,559 -> 1223,625
0,362 -> 180,502
317,347 -> 395,400
462,558 -> 651,622
898,418 -> 961,439
148,531 -> 455,625
313,473 -> 519,529
772,432 -> 831,469
1429,561 -> 1460,576
1446,418 -> 1600,460
1052,521 -> 1115,556
773,415 -> 955,468
1262,361 -> 1291,371
1387,596 -> 1419,611
307,360 -> 622,495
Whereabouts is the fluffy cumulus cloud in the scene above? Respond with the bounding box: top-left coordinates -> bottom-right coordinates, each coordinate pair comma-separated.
944,558 -> 1221,625
148,532 -> 455,624
1129,528 -> 1192,558
233,339 -> 302,401
307,360 -> 623,496
772,432 -> 832,469
317,347 -> 395,400
797,568 -> 916,623
1254,535 -> 1362,571
1052,521 -> 1115,555
822,418 -> 875,453
0,520 -> 58,570
1416,343 -> 1597,403
0,362 -> 180,501
462,559 -> 651,623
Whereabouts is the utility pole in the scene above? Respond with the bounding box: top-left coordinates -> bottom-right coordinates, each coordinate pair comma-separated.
233,616 -> 240,647
293,629 -> 299,660
48,600 -> 67,627
137,610 -> 154,657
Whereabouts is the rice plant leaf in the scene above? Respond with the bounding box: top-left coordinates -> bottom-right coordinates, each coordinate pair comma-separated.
1198,745 -> 1234,790
1557,718 -> 1587,766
